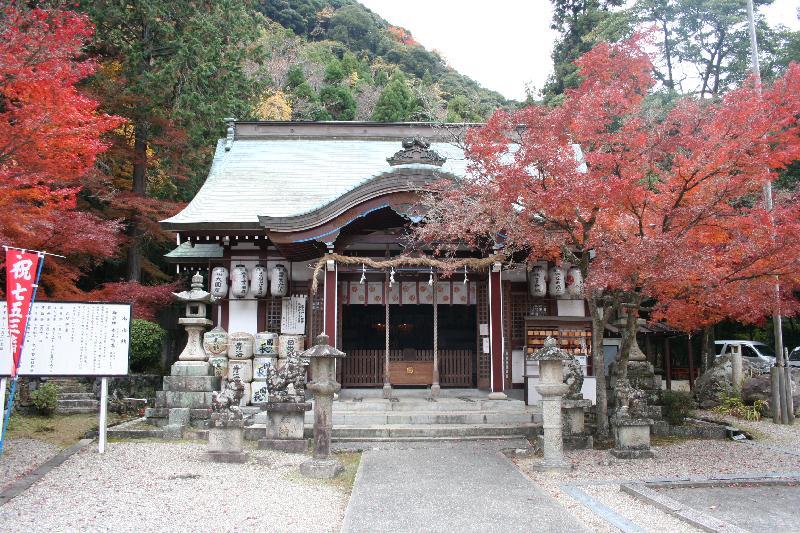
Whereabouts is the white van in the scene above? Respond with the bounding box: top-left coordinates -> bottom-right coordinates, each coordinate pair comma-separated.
715,340 -> 776,365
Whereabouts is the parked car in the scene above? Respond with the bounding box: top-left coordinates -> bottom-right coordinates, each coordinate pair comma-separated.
715,340 -> 776,365
789,346 -> 800,368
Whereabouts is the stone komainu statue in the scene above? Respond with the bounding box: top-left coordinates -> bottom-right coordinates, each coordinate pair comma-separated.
265,349 -> 307,403
563,357 -> 584,400
211,380 -> 244,420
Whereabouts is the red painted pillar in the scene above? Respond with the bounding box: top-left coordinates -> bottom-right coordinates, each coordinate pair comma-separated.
488,262 -> 504,395
323,258 -> 337,348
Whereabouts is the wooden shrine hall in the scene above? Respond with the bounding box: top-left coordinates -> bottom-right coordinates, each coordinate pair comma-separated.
162,121 -> 596,399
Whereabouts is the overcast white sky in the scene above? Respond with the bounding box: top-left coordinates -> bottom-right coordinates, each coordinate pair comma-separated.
358,0 -> 800,101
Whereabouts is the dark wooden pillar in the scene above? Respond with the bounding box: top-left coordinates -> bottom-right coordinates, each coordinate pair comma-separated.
323,258 -> 337,348
664,335 -> 672,391
489,262 -> 504,395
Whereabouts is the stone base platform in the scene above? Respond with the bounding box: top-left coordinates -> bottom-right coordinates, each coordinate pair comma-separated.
207,451 -> 248,463
258,438 -> 307,453
610,448 -> 655,459
300,458 -> 343,479
531,460 -> 573,473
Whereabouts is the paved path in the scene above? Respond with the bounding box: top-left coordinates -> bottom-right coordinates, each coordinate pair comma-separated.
342,440 -> 590,533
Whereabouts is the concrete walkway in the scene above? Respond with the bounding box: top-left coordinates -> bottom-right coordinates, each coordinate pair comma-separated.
341,440 -> 590,533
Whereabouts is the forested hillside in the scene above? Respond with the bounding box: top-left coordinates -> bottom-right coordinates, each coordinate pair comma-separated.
254,0 -> 512,122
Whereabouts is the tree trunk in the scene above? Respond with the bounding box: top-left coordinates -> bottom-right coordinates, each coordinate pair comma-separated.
588,297 -> 610,439
701,324 -> 716,372
662,18 -> 675,92
127,121 -> 148,282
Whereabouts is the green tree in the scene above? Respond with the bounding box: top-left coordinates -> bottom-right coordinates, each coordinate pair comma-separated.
446,95 -> 483,123
372,71 -> 418,121
320,85 -> 356,119
81,0 -> 266,282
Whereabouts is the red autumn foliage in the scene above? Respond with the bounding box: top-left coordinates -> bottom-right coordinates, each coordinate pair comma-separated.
80,280 -> 180,321
418,35 -> 800,333
0,5 -> 124,296
388,25 -> 417,46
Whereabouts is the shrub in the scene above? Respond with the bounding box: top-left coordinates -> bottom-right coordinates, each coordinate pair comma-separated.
130,319 -> 166,373
30,382 -> 59,416
661,390 -> 696,425
712,393 -> 767,421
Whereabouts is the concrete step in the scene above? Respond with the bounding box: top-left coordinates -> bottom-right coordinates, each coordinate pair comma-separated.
59,393 -> 96,400
57,399 -> 99,409
329,398 -> 533,413
55,406 -> 99,414
305,410 -> 542,426
329,423 -> 540,441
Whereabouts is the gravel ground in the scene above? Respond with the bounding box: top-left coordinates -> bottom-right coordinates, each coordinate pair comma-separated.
516,435 -> 800,532
0,438 -> 61,492
699,410 -> 800,452
0,441 -> 351,533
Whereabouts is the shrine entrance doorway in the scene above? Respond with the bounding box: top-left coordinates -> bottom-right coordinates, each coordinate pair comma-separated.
340,302 -> 477,388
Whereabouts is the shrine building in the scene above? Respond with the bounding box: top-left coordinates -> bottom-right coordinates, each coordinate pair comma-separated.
161,121 -> 595,400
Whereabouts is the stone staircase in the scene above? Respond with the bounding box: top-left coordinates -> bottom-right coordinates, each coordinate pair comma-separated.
47,378 -> 99,414
243,391 -> 542,442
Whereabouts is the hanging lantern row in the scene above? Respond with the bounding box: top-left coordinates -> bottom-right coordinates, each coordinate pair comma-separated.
209,264 -> 290,299
528,265 -> 583,298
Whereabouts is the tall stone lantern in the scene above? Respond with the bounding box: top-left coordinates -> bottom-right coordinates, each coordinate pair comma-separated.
530,337 -> 573,472
299,333 -> 346,479
173,272 -> 215,362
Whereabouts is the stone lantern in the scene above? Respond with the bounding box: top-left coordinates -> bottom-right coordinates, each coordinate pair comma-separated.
173,272 -> 215,362
530,337 -> 572,472
299,333 -> 346,479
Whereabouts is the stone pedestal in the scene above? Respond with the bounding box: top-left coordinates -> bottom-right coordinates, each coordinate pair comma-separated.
611,417 -> 654,459
258,402 -> 311,453
207,417 -> 247,463
149,361 -> 220,436
562,398 -> 593,450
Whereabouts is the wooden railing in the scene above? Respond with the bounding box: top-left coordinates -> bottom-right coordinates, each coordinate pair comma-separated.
341,348 -> 473,387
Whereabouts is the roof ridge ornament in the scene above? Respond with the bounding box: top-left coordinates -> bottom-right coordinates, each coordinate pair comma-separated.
387,137 -> 446,167
224,117 -> 236,151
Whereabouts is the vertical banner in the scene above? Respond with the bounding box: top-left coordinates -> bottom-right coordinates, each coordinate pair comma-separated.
5,250 -> 41,377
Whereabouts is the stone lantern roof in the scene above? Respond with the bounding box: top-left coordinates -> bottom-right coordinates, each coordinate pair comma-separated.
301,333 -> 346,359
173,272 -> 216,304
528,337 -> 573,361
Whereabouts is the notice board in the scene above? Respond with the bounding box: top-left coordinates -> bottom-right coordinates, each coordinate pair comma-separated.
0,301 -> 131,376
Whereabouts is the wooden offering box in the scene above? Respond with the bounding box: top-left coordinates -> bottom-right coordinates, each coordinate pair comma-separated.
388,361 -> 434,385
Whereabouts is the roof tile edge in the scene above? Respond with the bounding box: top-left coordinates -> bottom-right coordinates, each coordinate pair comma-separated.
232,121 -> 484,141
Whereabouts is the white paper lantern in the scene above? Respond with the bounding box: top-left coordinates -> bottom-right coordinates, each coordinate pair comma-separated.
548,266 -> 566,297
230,264 -> 249,298
270,264 -> 289,297
566,267 -> 584,298
529,265 -> 547,297
251,264 -> 269,298
210,266 -> 229,298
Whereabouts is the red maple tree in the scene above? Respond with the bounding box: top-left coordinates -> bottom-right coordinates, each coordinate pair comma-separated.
0,5 -> 178,316
418,35 -> 800,435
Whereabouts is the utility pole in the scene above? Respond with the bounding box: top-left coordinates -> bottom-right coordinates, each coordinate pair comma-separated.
747,0 -> 789,423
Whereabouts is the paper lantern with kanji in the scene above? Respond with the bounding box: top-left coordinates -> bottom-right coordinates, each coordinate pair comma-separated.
251,264 -> 269,297
548,266 -> 565,297
210,266 -> 229,298
271,264 -> 289,296
230,264 -> 249,298
529,265 -> 547,297
566,267 -> 584,298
